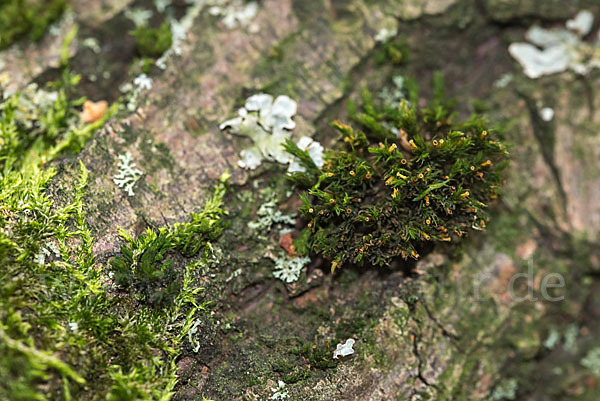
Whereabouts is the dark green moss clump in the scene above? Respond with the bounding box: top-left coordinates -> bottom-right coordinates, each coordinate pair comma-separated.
376,39 -> 410,65
286,74 -> 509,270
132,22 -> 173,59
0,0 -> 66,49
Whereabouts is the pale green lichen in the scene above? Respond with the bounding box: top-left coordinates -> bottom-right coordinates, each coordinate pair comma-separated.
543,328 -> 560,349
272,254 -> 310,283
564,324 -> 579,351
374,25 -> 397,43
582,347 -> 600,377
248,195 -> 296,231
156,2 -> 206,69
188,319 -> 203,353
154,0 -> 171,13
121,73 -> 153,111
33,240 -> 61,266
113,152 -> 144,196
0,83 -> 59,128
509,10 -> 600,78
494,73 -> 513,88
378,75 -> 407,109
492,378 -> 518,400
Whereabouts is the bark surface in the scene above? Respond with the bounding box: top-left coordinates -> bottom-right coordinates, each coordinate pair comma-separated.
4,0 -> 600,400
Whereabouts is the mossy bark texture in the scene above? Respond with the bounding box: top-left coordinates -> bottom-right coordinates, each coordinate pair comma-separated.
6,0 -> 600,400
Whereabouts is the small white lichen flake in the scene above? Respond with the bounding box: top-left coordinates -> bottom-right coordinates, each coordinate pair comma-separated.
270,380 -> 289,400
113,152 -> 143,196
333,338 -> 356,359
539,107 -> 555,122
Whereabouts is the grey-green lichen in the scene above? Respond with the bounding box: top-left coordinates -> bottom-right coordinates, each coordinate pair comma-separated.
581,347 -> 600,377
492,378 -> 518,400
248,194 -> 296,231
272,254 -> 310,283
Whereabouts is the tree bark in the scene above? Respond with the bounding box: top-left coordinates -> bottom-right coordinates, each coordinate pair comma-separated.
10,0 -> 599,399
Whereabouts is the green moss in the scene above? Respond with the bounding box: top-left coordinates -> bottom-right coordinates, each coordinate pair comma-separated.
0,73 -> 227,400
291,342 -> 338,370
132,22 -> 173,59
286,73 -> 509,270
293,228 -> 312,257
266,32 -> 301,63
0,0 -> 66,49
376,39 -> 410,65
271,358 -> 310,384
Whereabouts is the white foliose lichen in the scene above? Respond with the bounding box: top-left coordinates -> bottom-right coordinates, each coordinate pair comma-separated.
333,338 -> 356,359
220,93 -> 324,171
270,380 -> 289,400
220,93 -> 296,168
113,152 -> 143,196
508,10 -> 600,78
272,254 -> 310,284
